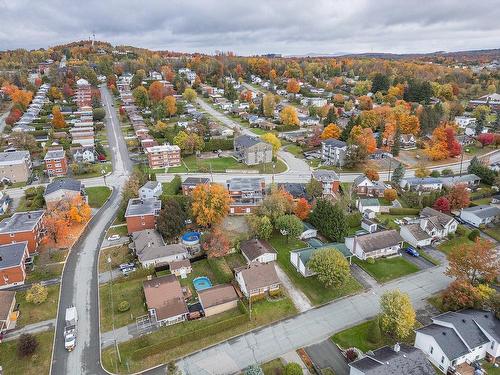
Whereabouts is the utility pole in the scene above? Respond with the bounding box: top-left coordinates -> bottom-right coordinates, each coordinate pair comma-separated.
459,147 -> 465,176
388,157 -> 393,183
108,256 -> 121,364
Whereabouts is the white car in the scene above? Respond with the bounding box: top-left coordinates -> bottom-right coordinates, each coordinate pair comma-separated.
107,234 -> 120,241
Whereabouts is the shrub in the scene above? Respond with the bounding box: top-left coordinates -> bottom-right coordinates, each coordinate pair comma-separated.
25,283 -> 48,304
468,229 -> 480,241
347,212 -> 362,228
284,362 -> 303,375
368,316 -> 382,343
389,208 -> 420,215
430,170 -> 441,177
448,233 -> 455,239
441,168 -> 453,176
367,257 -> 375,264
345,348 -> 358,362
117,300 -> 130,312
17,333 -> 39,357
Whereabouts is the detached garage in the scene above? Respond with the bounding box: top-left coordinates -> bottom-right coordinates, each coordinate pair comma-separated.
198,284 -> 238,317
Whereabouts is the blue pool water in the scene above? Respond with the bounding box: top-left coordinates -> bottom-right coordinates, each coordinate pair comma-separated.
182,232 -> 201,243
193,276 -> 212,291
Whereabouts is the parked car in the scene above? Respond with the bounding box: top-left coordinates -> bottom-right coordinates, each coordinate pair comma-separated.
119,263 -> 136,275
107,234 -> 120,241
405,246 -> 420,257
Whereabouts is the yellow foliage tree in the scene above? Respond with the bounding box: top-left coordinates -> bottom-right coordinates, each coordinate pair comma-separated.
51,106 -> 66,129
321,124 -> 341,139
164,96 -> 177,117
261,133 -> 281,156
380,290 -> 416,340
191,184 -> 232,227
280,106 -> 299,126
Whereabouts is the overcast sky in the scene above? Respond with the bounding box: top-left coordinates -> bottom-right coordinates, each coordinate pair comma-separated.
0,0 -> 499,55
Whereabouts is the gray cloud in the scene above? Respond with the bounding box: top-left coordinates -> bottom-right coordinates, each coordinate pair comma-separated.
0,0 -> 499,55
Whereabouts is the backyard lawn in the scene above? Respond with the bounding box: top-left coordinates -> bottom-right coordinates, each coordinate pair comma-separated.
16,284 -> 60,327
102,297 -> 296,373
437,235 -> 474,255
86,186 -> 112,208
105,225 -> 129,239
353,256 -> 419,283
331,319 -> 393,352
285,144 -> 304,158
484,226 -> 500,242
269,234 -> 363,305
376,213 -> 411,230
0,330 -> 54,375
169,155 -> 287,174
99,244 -> 132,273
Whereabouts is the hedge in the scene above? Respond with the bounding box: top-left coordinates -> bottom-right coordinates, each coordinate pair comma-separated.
130,312 -> 248,360
388,208 -> 420,215
203,138 -> 234,152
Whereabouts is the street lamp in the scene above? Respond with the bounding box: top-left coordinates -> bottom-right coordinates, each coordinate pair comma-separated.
101,169 -> 107,186
107,256 -> 121,364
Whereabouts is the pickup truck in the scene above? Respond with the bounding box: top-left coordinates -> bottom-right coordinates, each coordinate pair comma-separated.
64,306 -> 78,351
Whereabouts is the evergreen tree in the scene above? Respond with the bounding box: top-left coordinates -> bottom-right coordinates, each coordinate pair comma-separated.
224,82 -> 237,102
371,73 -> 390,93
340,116 -> 356,141
475,112 -> 486,135
392,127 -> 401,156
258,98 -> 264,116
309,199 -> 348,242
391,163 -> 405,185
324,105 -> 337,125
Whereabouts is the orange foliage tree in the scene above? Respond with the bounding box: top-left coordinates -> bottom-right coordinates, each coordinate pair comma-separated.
43,215 -> 68,244
294,198 -> 311,220
51,106 -> 66,129
321,123 -> 341,139
384,189 -> 398,202
350,126 -> 377,154
425,125 -> 449,160
280,106 -> 299,126
286,78 -> 300,95
447,184 -> 470,210
364,168 -> 380,181
148,81 -> 165,103
202,226 -> 231,258
358,95 -> 373,110
67,196 -> 92,223
191,184 -> 232,227
164,96 -> 177,117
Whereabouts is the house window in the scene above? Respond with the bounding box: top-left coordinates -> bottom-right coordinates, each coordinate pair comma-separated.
9,233 -> 14,237
491,342 -> 495,350
430,346 -> 433,354
441,356 -> 444,364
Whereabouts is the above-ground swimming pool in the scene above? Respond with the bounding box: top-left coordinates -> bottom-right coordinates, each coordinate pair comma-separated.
193,276 -> 212,291
182,232 -> 201,246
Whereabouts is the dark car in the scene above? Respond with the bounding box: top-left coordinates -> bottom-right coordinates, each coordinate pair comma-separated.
405,246 -> 420,257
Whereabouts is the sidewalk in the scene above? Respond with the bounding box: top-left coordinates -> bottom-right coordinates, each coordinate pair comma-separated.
3,319 -> 55,342
274,263 -> 313,312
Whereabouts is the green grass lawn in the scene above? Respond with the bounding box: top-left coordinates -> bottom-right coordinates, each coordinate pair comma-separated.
376,214 -> 409,230
437,236 -> 474,255
471,197 -> 493,205
481,361 -> 500,375
353,256 -> 420,283
269,234 -> 363,305
102,297 -> 296,373
331,319 -> 394,352
105,225 -> 129,239
99,244 -> 132,273
73,162 -> 112,179
162,177 -> 181,195
484,226 -> 500,242
261,358 -> 285,375
99,276 -> 148,332
0,330 -> 54,375
16,285 -> 60,327
285,144 -> 304,158
86,186 -> 112,208
171,155 -> 287,174
250,128 -> 267,135
26,263 -> 64,282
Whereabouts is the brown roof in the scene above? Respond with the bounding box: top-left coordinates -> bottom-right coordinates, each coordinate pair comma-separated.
198,284 -> 238,309
240,239 -> 276,262
169,259 -> 191,271
143,275 -> 188,321
355,230 -> 403,253
0,290 -> 15,321
236,262 -> 280,291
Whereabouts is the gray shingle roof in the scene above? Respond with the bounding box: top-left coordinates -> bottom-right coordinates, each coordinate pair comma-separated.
312,170 -> 340,181
0,242 -> 27,269
323,138 -> 347,148
416,324 -> 470,360
402,177 -> 442,185
141,181 -> 160,190
227,177 -> 264,192
44,149 -> 65,160
355,230 -> 403,253
182,177 -> 210,186
420,207 -> 454,227
240,239 -> 276,262
0,211 -> 44,234
125,198 -> 161,217
44,178 -> 82,196
433,311 -> 490,349
234,134 -> 262,148
461,205 -> 500,219
0,151 -> 30,165
459,309 -> 500,343
403,223 -> 432,242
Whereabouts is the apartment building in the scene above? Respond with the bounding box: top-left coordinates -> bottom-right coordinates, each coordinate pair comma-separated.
145,144 -> 181,169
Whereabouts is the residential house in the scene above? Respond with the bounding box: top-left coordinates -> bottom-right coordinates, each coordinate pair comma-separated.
198,284 -> 239,317
181,177 -> 210,196
345,230 -> 404,260
227,178 -> 265,215
240,239 -> 277,264
278,183 -> 308,200
361,217 -> 378,233
349,344 -> 436,375
145,144 -> 181,169
124,198 -> 161,234
352,175 -> 387,197
400,177 -> 443,192
440,174 -> 480,189
143,275 -> 189,326
321,139 -> 348,167
455,116 -> 476,129
456,134 -> 475,147
44,178 -> 85,209
357,198 -> 381,214
400,207 -> 458,248
312,170 -> 340,196
169,259 -> 192,278
0,211 -> 45,253
469,93 -> 500,110
71,146 -> 96,163
460,205 -> 500,227
400,134 -> 417,150
234,135 -> 273,165
0,242 -> 29,289
139,181 -> 163,200
290,243 -> 353,277
235,262 -> 281,298
300,97 -> 327,107
44,147 -> 68,177
0,150 -> 32,183
415,310 -> 500,373
131,229 -> 188,268
0,291 -> 18,332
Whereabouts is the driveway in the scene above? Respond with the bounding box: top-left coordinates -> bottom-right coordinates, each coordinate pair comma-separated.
401,252 -> 435,270
305,339 -> 349,375
274,263 -> 313,312
350,263 -> 377,289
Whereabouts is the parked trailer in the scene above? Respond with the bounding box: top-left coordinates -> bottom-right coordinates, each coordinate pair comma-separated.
63,306 -> 78,351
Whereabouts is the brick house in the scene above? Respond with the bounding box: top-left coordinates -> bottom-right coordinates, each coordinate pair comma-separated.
145,144 -> 181,169
0,242 -> 29,289
227,178 -> 265,215
44,147 -> 68,177
0,150 -> 32,183
352,175 -> 387,197
124,198 -> 161,234
0,211 -> 45,254
181,177 -> 210,196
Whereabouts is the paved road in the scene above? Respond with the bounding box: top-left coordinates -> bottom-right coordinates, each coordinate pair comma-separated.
50,86 -> 134,375
0,104 -> 12,133
177,263 -> 451,374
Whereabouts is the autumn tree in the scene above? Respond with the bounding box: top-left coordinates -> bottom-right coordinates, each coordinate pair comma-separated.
433,196 -> 451,213
173,131 -> 204,155
43,214 -> 68,244
275,214 -> 303,242
48,86 -> 62,101
306,177 -> 323,199
203,226 -> 231,258
383,189 -> 398,202
446,184 -> 470,210
164,95 -> 177,117
256,189 -> 294,223
477,133 -> 495,147
414,163 -> 430,178
358,95 -> 373,110
442,280 -> 481,311
380,290 -> 416,340
364,168 -> 379,181
51,106 -> 66,129
280,106 -> 299,126
5,107 -> 22,126
133,86 -> 149,108
262,94 -> 276,117
350,126 -> 376,154
294,198 -> 311,220
321,123 -> 341,139
248,215 -> 273,240
447,240 -> 499,285
148,81 -> 165,103
308,248 -> 351,288
286,78 -> 300,95
260,133 -> 281,156
157,198 -> 186,243
26,283 -> 48,304
353,80 -> 372,96
191,183 -> 231,227
182,87 -> 197,103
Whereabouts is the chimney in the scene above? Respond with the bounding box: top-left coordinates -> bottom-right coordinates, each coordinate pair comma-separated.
393,343 -> 400,353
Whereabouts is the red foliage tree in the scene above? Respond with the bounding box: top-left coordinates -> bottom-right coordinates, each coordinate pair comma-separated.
433,196 -> 451,213
446,184 -> 470,210
444,125 -> 462,157
202,226 -> 231,258
294,198 -> 311,220
5,108 -> 22,126
477,133 -> 495,147
62,83 -> 74,98
442,280 -> 480,311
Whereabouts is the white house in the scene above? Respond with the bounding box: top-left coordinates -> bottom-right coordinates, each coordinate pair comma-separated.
454,116 -> 476,129
139,181 -> 163,199
290,243 -> 353,277
400,207 -> 458,247
345,230 -> 403,260
460,205 -> 500,227
357,198 -> 381,214
240,239 -> 277,264
321,139 -> 348,167
400,177 -> 443,192
300,97 -> 327,108
131,230 -> 188,268
415,310 -> 500,374
235,262 -> 280,298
